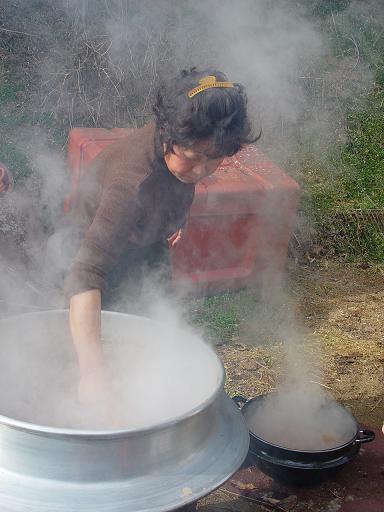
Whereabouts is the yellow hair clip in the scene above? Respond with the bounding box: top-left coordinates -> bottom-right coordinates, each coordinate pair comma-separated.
187,75 -> 235,98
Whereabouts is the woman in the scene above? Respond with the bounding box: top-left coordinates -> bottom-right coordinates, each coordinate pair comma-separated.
65,67 -> 257,405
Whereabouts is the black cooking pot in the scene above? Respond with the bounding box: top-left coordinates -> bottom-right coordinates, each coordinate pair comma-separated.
233,394 -> 375,486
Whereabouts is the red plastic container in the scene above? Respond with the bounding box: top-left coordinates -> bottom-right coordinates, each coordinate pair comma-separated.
66,127 -> 300,295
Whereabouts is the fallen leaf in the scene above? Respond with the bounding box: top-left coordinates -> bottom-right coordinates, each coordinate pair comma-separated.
263,496 -> 281,505
280,495 -> 298,510
230,479 -> 258,491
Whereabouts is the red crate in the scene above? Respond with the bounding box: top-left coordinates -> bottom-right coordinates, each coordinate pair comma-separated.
66,128 -> 300,295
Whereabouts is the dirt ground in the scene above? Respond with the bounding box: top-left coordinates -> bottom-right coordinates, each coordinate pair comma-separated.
219,260 -> 384,426
197,259 -> 384,511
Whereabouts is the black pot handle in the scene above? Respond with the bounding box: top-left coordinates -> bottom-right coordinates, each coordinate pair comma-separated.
232,395 -> 248,409
355,429 -> 375,444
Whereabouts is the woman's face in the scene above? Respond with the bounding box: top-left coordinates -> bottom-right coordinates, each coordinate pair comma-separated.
164,140 -> 224,184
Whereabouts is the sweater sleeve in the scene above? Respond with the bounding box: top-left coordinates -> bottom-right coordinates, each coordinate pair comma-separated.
64,176 -> 142,299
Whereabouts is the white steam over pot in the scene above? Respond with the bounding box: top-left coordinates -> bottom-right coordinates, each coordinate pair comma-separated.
0,310 -> 249,512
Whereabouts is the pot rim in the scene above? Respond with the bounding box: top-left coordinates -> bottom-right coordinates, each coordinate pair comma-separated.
243,393 -> 359,454
0,394 -> 250,512
0,309 -> 225,439
249,429 -> 358,454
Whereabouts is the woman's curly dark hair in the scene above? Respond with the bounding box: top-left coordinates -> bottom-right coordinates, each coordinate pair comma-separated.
153,67 -> 260,158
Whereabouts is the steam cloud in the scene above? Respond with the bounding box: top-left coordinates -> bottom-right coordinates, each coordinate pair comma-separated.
0,1 -> 377,431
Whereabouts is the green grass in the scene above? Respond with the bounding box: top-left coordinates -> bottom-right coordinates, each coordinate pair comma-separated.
300,98 -> 384,210
188,290 -> 259,344
188,293 -> 241,343
292,0 -> 384,262
339,107 -> 384,208
0,82 -> 21,103
0,79 -> 33,181
292,81 -> 384,262
0,74 -> 66,182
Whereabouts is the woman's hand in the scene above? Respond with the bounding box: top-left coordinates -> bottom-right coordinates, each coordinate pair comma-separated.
78,367 -> 111,405
78,367 -> 122,429
69,290 -> 122,428
168,228 -> 183,248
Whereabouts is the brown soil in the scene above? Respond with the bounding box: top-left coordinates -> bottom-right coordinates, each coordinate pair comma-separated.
197,260 -> 384,511
219,260 -> 384,427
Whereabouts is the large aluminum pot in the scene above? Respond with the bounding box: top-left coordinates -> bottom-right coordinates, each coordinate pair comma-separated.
0,310 -> 249,511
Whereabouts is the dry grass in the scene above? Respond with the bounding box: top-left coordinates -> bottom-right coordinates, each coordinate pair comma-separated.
216,260 -> 384,427
197,259 -> 384,511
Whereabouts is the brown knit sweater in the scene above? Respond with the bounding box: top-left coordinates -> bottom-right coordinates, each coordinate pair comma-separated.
64,123 -> 195,298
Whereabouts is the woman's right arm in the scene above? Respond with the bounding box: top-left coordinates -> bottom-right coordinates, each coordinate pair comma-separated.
66,171 -> 140,402
69,289 -> 108,403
